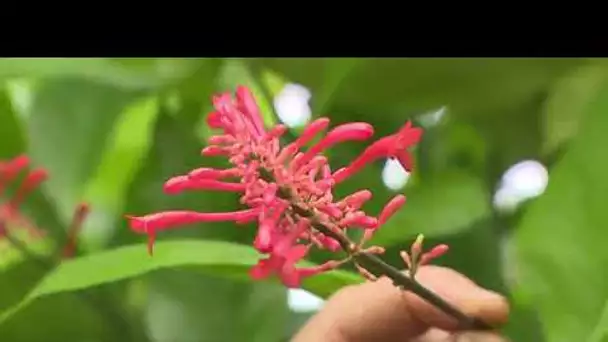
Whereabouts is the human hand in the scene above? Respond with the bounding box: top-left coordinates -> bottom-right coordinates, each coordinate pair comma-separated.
292,266 -> 510,342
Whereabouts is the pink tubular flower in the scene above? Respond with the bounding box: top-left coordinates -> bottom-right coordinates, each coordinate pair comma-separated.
0,155 -> 48,240
126,209 -> 260,255
1,154 -> 93,260
400,234 -> 450,277
332,121 -> 423,184
127,86 -> 426,287
250,243 -> 341,288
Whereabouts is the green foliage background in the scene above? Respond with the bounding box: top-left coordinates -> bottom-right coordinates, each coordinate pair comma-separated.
0,57 -> 605,342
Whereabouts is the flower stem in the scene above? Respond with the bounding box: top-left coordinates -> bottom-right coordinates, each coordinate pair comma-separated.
353,252 -> 491,330
284,190 -> 492,330
259,167 -> 492,329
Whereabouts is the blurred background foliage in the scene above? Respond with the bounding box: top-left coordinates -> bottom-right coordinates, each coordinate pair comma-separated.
0,57 -> 606,342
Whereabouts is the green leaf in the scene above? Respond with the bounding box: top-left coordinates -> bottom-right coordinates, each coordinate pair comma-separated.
144,269 -> 288,342
0,86 -> 25,158
255,58 -> 581,120
26,78 -> 141,218
0,240 -> 361,326
0,292 -> 121,341
81,96 -> 160,250
587,299 -> 608,342
251,58 -> 360,115
85,96 -> 160,209
513,76 -> 608,342
0,260 -> 48,313
0,230 -> 52,271
541,63 -> 608,155
309,58 -> 361,114
171,58 -> 222,126
417,120 -> 488,177
284,311 -> 315,341
0,58 -> 200,91
371,172 -> 491,245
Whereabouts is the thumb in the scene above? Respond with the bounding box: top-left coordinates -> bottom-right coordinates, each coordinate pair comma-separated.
405,266 -> 509,331
292,266 -> 509,342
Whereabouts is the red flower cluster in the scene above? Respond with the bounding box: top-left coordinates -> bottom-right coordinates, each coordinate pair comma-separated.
0,155 -> 48,242
0,154 -> 90,260
127,86 -> 424,288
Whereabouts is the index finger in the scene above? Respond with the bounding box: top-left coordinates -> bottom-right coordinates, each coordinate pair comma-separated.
292,266 -> 509,342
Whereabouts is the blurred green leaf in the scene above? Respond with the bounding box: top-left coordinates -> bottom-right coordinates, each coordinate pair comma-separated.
0,240 -> 361,325
311,58 -> 361,114
0,292 -> 118,341
82,96 -> 160,250
86,96 -> 160,209
284,311 -> 315,341
418,120 -> 488,177
253,58 -> 360,114
167,58 -> 222,130
513,76 -> 608,342
0,58 -> 201,91
372,172 -> 491,245
27,79 -> 141,218
542,63 -> 608,155
255,58 -> 581,119
144,269 -> 288,342
0,230 -> 52,271
0,260 -> 48,313
0,267 -> 146,341
587,300 -> 608,342
0,87 -> 25,158
259,69 -> 289,97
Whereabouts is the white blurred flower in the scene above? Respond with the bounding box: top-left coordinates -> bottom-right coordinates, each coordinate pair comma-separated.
6,79 -> 34,118
288,288 -> 325,313
382,158 -> 410,191
273,83 -> 312,128
493,160 -> 549,212
418,106 -> 447,128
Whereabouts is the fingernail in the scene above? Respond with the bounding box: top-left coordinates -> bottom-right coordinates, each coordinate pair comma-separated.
454,332 -> 509,342
472,287 -> 504,301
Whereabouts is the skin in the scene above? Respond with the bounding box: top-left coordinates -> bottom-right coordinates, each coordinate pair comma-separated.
292,266 -> 510,342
